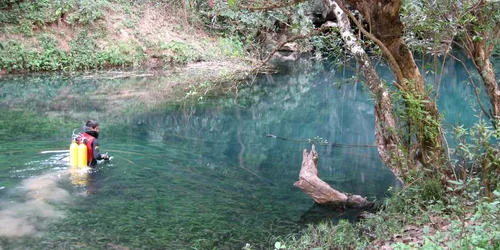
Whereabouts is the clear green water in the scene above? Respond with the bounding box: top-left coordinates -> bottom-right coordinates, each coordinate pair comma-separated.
0,58 -> 485,249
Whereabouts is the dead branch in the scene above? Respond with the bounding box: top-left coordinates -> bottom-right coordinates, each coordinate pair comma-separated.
294,145 -> 372,208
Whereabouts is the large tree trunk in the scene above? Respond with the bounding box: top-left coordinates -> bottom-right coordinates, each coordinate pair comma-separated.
294,145 -> 372,208
340,0 -> 446,168
323,0 -> 405,182
464,6 -> 500,123
473,44 -> 500,121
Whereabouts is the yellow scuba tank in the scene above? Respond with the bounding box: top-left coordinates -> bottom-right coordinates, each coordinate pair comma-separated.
77,140 -> 88,168
69,140 -> 79,167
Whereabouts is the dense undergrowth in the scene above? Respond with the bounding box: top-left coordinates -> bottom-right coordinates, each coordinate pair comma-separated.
269,180 -> 499,249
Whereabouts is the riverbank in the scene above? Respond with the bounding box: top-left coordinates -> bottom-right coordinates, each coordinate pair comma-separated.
0,1 -> 258,88
0,0 -> 269,113
274,178 -> 499,249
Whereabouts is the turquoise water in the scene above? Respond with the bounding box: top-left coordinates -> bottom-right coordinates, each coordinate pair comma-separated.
0,58 -> 484,249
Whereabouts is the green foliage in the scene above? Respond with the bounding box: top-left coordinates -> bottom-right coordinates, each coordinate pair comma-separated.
0,30 -> 143,72
0,0 -> 141,72
0,0 -> 109,27
15,19 -> 36,36
389,81 -> 444,177
0,0 -> 257,72
217,37 -> 244,57
66,0 -> 109,25
282,181 -> 499,250
198,2 -> 275,35
160,41 -> 202,63
0,0 -> 108,35
453,119 -> 500,199
280,220 -> 367,249
195,0 -> 318,54
399,184 -> 500,250
401,0 -> 456,53
384,178 -> 445,219
400,91 -> 441,147
309,32 -> 351,64
69,29 -> 139,70
420,177 -> 446,203
0,40 -> 31,71
402,0 -> 500,55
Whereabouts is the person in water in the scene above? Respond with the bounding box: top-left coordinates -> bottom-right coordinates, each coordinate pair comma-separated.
77,120 -> 110,167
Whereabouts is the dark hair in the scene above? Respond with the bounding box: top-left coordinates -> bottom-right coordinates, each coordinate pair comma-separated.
85,120 -> 99,128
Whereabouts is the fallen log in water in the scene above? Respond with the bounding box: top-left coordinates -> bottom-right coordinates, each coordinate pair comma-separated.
294,145 -> 372,209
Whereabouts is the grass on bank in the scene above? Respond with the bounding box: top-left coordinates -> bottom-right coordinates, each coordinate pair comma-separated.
0,0 -> 246,73
264,179 -> 499,250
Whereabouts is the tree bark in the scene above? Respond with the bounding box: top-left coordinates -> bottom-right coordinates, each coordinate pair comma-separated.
463,4 -> 500,122
341,0 -> 446,167
473,43 -> 500,121
294,145 -> 372,208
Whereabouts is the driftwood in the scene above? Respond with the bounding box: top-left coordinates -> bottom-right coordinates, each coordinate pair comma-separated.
294,145 -> 372,208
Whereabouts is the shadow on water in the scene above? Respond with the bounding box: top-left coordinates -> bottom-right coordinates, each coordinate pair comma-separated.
0,57 -> 487,249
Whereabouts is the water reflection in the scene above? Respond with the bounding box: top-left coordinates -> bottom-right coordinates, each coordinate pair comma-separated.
68,166 -> 96,195
0,57 -> 489,249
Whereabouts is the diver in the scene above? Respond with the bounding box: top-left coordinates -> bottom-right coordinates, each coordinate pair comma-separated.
77,120 -> 110,167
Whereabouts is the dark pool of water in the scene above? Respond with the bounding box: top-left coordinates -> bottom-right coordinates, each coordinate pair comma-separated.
0,58 -> 484,249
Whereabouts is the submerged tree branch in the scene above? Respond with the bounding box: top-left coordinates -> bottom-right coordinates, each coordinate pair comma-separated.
294,145 -> 372,208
